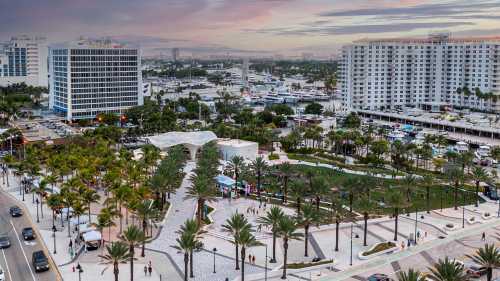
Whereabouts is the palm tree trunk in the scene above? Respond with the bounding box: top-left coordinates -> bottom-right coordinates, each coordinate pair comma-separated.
271,233 -> 277,263
487,268 -> 492,281
235,243 -> 240,270
241,247 -> 246,281
426,186 -> 430,214
304,225 -> 309,257
114,264 -> 119,281
88,203 -> 92,224
363,212 -> 368,246
141,220 -> 146,257
335,219 -> 339,251
130,247 -> 134,281
475,181 -> 479,208
183,252 -> 189,281
296,197 -> 301,214
189,249 -> 194,278
454,182 -> 458,210
281,240 -> 288,279
394,208 -> 399,241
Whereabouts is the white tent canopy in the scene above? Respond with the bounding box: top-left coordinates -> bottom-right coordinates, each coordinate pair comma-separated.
82,230 -> 102,242
146,131 -> 218,160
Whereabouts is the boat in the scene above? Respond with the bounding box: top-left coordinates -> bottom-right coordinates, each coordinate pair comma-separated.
262,94 -> 285,104
453,141 -> 469,153
476,145 -> 491,158
313,92 -> 330,101
412,133 -> 426,145
387,130 -> 406,142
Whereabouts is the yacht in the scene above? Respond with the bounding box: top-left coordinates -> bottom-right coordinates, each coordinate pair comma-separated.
262,94 -> 285,104
387,130 -> 406,142
453,141 -> 469,153
476,145 -> 491,158
412,133 -> 426,145
313,92 -> 330,101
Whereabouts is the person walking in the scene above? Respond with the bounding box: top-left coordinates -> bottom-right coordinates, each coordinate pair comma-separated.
144,265 -> 148,276
252,255 -> 256,265
482,232 -> 486,241
248,254 -> 252,263
148,264 -> 152,276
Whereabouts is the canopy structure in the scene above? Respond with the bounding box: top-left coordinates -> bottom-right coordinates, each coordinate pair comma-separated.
82,230 -> 102,242
215,174 -> 235,188
146,131 -> 218,160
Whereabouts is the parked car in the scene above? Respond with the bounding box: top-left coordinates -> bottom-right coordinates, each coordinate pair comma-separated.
32,251 -> 49,272
0,236 -> 10,248
483,185 -> 499,200
9,206 -> 22,217
22,227 -> 35,240
367,274 -> 392,281
0,265 -> 4,281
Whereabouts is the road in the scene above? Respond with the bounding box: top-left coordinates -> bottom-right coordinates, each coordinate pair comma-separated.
0,190 -> 58,281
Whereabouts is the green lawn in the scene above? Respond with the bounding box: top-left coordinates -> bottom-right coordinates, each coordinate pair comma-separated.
290,165 -> 481,215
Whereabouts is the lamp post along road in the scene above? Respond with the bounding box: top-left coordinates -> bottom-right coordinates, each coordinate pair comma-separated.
52,225 -> 57,254
350,223 -> 353,266
213,248 -> 217,274
35,198 -> 40,223
414,207 -> 418,245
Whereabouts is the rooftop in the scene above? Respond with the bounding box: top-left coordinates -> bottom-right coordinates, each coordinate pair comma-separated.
354,34 -> 500,44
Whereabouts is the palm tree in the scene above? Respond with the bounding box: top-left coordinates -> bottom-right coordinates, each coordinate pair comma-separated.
311,176 -> 329,212
134,199 -> 158,257
428,257 -> 468,281
386,190 -> 410,241
46,194 -> 63,228
250,156 -> 268,196
237,229 -> 262,281
356,195 -> 377,246
121,225 -> 147,281
99,242 -> 132,281
178,219 -> 205,278
446,165 -> 464,210
185,173 -> 217,225
331,198 -> 346,251
420,175 -> 434,214
72,201 -> 88,238
257,206 -> 285,263
222,213 -> 252,270
296,203 -> 320,257
229,155 -> 245,195
471,166 -> 489,207
277,162 -> 293,203
277,215 -> 303,279
81,188 -> 100,224
466,244 -> 500,281
289,180 -> 307,214
173,231 -> 195,281
33,179 -> 48,218
397,269 -> 423,281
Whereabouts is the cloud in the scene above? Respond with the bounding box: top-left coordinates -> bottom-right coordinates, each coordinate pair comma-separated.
248,22 -> 475,36
318,0 -> 500,20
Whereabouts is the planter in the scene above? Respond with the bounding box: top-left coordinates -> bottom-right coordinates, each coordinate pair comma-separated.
443,223 -> 458,232
358,241 -> 398,260
466,216 -> 481,225
482,212 -> 493,220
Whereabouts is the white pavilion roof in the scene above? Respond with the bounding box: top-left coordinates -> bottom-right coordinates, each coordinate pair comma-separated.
146,131 -> 218,150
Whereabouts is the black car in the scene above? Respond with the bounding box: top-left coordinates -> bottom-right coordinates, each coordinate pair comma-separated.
21,227 -> 35,240
367,274 -> 392,281
0,236 -> 10,248
9,206 -> 22,217
32,251 -> 49,272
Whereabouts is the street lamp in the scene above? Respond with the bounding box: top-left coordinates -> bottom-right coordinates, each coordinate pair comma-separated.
212,248 -> 217,273
462,192 -> 466,229
52,225 -> 57,254
413,206 -> 418,245
76,263 -> 83,281
350,223 -> 353,266
264,244 -> 268,281
35,198 -> 40,223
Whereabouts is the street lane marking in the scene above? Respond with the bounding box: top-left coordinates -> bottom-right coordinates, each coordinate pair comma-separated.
1,249 -> 13,281
9,220 -> 36,281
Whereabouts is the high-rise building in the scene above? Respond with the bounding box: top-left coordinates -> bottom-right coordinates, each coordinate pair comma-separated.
48,39 -> 143,121
172,48 -> 180,62
0,36 -> 48,87
339,34 -> 500,113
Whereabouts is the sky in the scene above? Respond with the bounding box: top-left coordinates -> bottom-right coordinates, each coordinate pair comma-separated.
1,0 -> 500,58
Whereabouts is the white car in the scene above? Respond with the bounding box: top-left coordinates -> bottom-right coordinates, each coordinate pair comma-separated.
0,265 -> 5,281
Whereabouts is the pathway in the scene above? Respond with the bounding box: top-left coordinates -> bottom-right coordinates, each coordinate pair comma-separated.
148,161 -> 264,281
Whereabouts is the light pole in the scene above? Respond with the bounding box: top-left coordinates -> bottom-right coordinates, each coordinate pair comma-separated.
462,192 -> 466,229
52,225 -> 57,254
350,223 -> 353,266
414,206 -> 418,245
76,263 -> 83,281
212,247 -> 217,274
265,244 -> 268,281
35,198 -> 40,223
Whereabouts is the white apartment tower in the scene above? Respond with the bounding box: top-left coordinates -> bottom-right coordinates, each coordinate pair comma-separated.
48,39 -> 143,121
0,36 -> 48,87
339,34 -> 500,113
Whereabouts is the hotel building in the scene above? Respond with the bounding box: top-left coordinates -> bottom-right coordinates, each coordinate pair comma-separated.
0,36 -> 48,87
48,39 -> 143,120
339,34 -> 500,113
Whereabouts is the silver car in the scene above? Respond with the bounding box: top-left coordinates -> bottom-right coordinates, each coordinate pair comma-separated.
0,236 -> 10,249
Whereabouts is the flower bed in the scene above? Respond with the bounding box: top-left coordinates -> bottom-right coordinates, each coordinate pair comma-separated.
482,212 -> 493,220
358,242 -> 398,260
443,223 -> 458,232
